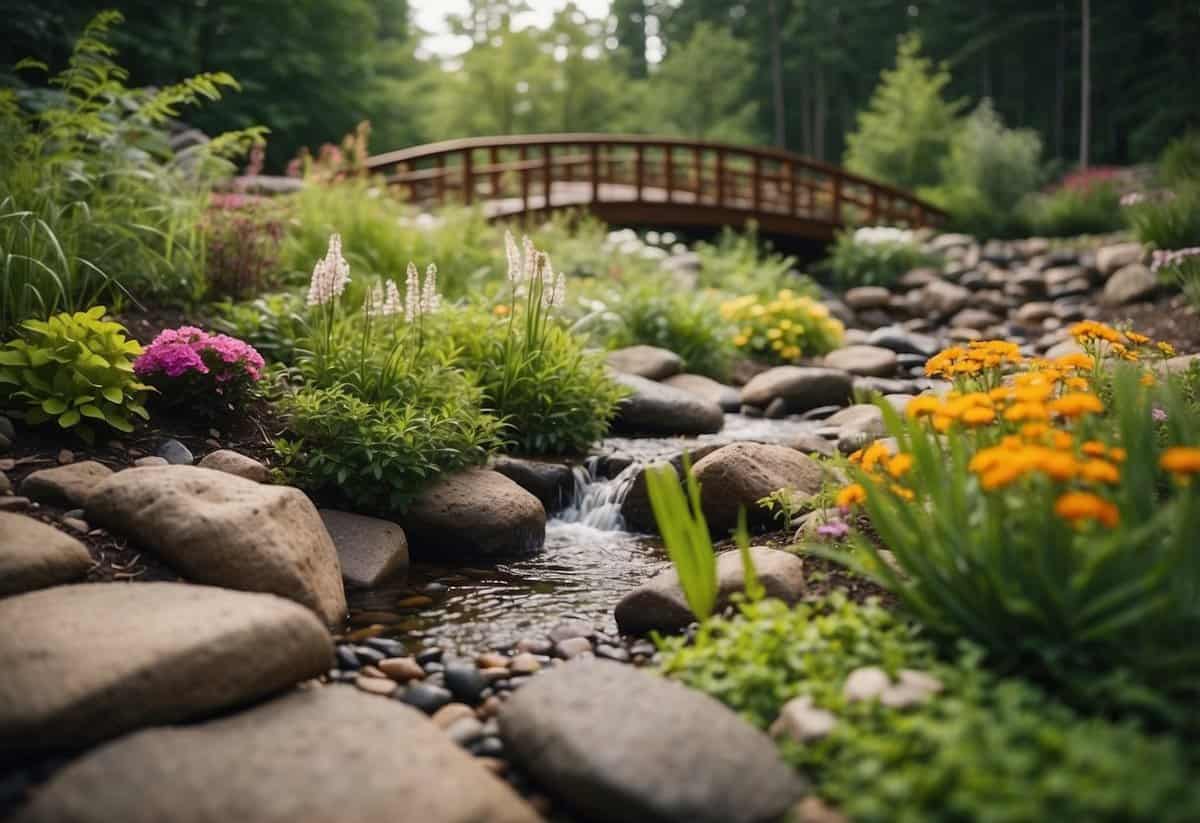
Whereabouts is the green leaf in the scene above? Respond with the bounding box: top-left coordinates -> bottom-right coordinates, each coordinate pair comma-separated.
41,397 -> 68,415
57,408 -> 81,428
79,404 -> 105,420
101,386 -> 123,404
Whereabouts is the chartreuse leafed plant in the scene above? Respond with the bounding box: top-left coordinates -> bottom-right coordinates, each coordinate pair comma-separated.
447,233 -> 625,455
0,11 -> 264,337
720,288 -> 844,365
658,594 -> 1200,823
273,234 -> 501,514
0,307 -> 149,443
820,328 -> 1200,703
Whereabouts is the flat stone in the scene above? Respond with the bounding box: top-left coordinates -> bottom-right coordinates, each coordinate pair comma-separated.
197,449 -> 270,483
133,456 -> 168,467
825,404 -> 886,448
692,443 -> 825,534
156,439 -> 194,465
1096,241 -> 1144,275
0,582 -> 331,752
509,652 -> 542,674
843,286 -> 891,310
403,469 -> 546,559
615,547 -> 806,635
949,308 -> 1001,330
400,682 -> 455,714
554,637 -> 593,659
662,373 -> 742,412
611,373 -> 724,436
0,512 -> 92,596
84,466 -> 346,625
500,660 -> 805,823
1013,301 -> 1056,327
491,457 -> 575,512
379,656 -> 425,682
606,345 -> 684,380
0,496 -> 31,512
432,702 -> 477,729
866,327 -> 940,358
20,461 -> 113,508
924,279 -> 970,316
1102,263 -> 1157,305
356,675 -> 399,696
319,509 -> 409,589
822,345 -> 898,377
15,687 -> 539,823
740,367 -> 852,413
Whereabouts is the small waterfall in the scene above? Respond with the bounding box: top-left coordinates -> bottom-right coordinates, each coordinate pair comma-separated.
552,458 -> 641,531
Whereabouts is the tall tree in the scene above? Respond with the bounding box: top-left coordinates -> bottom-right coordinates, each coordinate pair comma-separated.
1079,0 -> 1091,168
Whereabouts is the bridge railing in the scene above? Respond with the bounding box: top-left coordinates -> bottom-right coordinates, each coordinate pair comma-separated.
365,134 -> 945,230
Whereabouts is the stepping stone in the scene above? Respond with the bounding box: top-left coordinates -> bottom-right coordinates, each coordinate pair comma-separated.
197,449 -> 270,483
499,660 -> 805,823
606,345 -> 684,380
0,582 -> 331,752
14,688 -> 539,823
404,468 -> 545,559
0,513 -> 93,597
739,367 -> 852,414
319,509 -> 409,588
84,466 -> 346,625
662,373 -> 742,412
615,547 -> 806,635
20,461 -> 113,508
611,373 -> 724,436
823,345 -> 898,377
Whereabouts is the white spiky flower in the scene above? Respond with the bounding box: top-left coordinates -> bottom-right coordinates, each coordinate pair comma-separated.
365,282 -> 384,317
421,263 -> 441,315
522,235 -> 537,281
382,280 -> 402,316
405,262 -> 420,323
306,233 -> 351,306
505,230 -> 522,283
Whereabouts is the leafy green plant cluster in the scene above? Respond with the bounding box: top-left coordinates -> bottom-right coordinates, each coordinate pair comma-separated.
658,594 -> 1200,823
1020,182 -> 1125,237
0,11 -> 261,337
212,291 -> 308,366
1125,186 -> 1200,250
693,223 -> 798,294
1159,130 -> 1200,187
0,307 -> 149,443
824,227 -> 939,289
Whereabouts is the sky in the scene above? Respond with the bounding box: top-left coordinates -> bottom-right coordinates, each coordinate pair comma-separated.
412,0 -> 614,58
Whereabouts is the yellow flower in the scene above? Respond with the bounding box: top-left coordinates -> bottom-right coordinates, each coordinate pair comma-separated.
1080,440 -> 1108,458
1064,376 -> 1090,391
1070,320 -> 1123,345
1079,459 -> 1120,485
1140,373 -> 1156,386
890,483 -> 915,501
1049,392 -> 1104,418
860,442 -> 891,473
961,406 -> 996,426
836,483 -> 867,508
1157,341 -> 1176,357
734,335 -> 749,347
492,304 -> 511,317
1055,353 -> 1094,371
1004,402 -> 1049,422
1124,330 -> 1150,345
906,396 -> 941,418
1055,491 -> 1119,528
1160,447 -> 1200,476
767,328 -> 783,340
886,453 -> 914,478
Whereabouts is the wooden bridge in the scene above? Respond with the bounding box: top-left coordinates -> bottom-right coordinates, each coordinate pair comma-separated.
365,134 -> 945,242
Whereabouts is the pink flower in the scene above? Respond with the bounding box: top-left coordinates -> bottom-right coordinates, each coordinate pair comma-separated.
134,327 -> 265,385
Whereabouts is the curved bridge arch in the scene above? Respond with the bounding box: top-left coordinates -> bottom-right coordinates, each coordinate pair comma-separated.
366,134 -> 945,242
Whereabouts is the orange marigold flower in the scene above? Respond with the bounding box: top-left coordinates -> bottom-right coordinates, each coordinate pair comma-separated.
1005,402 -> 1049,422
1049,392 -> 1104,418
836,483 -> 867,508
1050,429 -> 1075,451
906,396 -> 941,418
1160,447 -> 1200,476
988,386 -> 1014,402
1037,450 -> 1078,481
1124,330 -> 1150,345
848,449 -> 864,465
969,447 -> 1006,475
1020,422 -> 1050,440
1064,376 -> 1090,391
961,406 -> 996,426
980,462 -> 1030,491
1081,440 -> 1108,458
890,483 -> 915,501
493,304 -> 511,317
1079,459 -> 1121,484
886,453 -> 914,478
1055,353 -> 1094,371
932,414 -> 955,433
1109,447 -> 1127,463
1071,320 -> 1123,345
1055,491 -> 1119,528
1140,373 -> 1156,386
860,442 -> 891,473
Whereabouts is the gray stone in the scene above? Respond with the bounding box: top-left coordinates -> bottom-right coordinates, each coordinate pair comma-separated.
823,345 -> 898,377
924,279 -> 970,317
740,367 -> 852,413
1096,241 -> 1144,275
491,457 -> 575,512
0,583 -> 331,752
866,327 -> 939,358
20,462 -> 113,508
606,345 -> 684,380
0,513 -> 92,596
1102,263 -> 1157,305
197,449 -> 269,483
949,308 -> 1001,330
84,466 -> 346,625
404,468 -> 546,559
612,373 -> 724,436
156,439 -> 194,465
825,404 -> 886,451
319,509 -> 409,589
692,443 -> 825,534
15,687 -> 538,823
615,547 -> 806,635
0,415 -> 14,442
662,373 -> 742,412
500,660 -> 805,823
1013,301 -> 1055,327
843,286 -> 891,310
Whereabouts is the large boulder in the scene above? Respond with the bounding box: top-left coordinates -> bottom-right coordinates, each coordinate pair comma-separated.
20,461 -> 113,508
618,445 -> 726,534
692,443 -> 825,534
0,583 -> 331,752
0,513 -> 92,597
662,373 -> 742,412
740,367 -> 852,413
822,345 -> 898,377
606,345 -> 684,380
500,660 -> 805,823
84,466 -> 346,625
319,509 -> 409,589
615,547 -> 806,634
1102,263 -> 1157,305
403,468 -> 546,559
15,687 -> 538,823
611,373 -> 724,436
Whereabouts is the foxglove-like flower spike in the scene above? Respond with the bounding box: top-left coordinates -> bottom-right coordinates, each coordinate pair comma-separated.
305,232 -> 352,306
382,280 -> 402,317
522,235 -> 537,282
505,230 -> 522,283
422,263 -> 441,314
405,262 -> 420,323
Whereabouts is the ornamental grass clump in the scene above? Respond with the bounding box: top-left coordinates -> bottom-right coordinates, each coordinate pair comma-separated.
134,326 -> 264,418
720,288 -> 844,364
819,326 -> 1200,704
1150,246 -> 1200,310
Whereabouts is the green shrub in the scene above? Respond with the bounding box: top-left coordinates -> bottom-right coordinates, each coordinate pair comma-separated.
0,306 -> 150,443
694,223 -> 798,294
1125,185 -> 1200,250
212,291 -> 308,366
1151,248 -> 1200,310
659,595 -> 1200,823
0,11 -> 261,338
930,99 -> 1044,238
720,288 -> 844,364
824,227 -> 937,289
1160,130 -> 1200,187
1021,182 -> 1124,236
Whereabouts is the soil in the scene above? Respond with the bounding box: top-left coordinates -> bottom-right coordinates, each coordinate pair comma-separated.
1095,294 -> 1200,354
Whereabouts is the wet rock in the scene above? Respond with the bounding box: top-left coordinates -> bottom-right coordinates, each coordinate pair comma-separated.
444,662 -> 488,703
0,512 -> 92,596
445,715 -> 487,746
823,345 -> 898,377
617,444 -> 725,533
662,373 -> 742,412
692,443 -> 825,534
611,373 -> 724,436
400,682 -> 455,715
319,509 -> 409,589
156,439 -> 194,466
85,466 -> 346,625
379,657 -> 425,682
615,547 -> 806,635
500,660 -> 805,823
14,688 -> 539,823
0,582 -> 331,752
606,345 -> 684,380
20,461 -> 113,508
763,397 -> 789,419
740,367 -> 853,413
197,449 -> 269,483
491,457 -> 575,512
404,469 -> 546,559
1102,263 -> 1157,306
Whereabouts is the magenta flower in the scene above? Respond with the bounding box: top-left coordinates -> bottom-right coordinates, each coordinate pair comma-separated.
134,327 -> 264,416
817,518 -> 851,540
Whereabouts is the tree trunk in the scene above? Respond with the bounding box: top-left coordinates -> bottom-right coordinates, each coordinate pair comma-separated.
1054,1 -> 1066,162
814,61 -> 827,162
767,0 -> 787,148
1079,0 -> 1091,169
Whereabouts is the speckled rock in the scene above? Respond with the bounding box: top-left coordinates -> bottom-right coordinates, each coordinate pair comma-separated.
197,450 -> 270,483
20,462 -> 113,508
